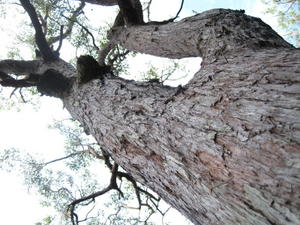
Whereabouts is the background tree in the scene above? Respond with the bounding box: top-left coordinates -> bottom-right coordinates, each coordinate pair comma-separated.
1,118 -> 178,225
0,0 -> 299,225
262,0 -> 299,46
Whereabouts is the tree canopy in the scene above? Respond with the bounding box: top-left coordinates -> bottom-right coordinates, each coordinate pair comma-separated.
262,0 -> 299,46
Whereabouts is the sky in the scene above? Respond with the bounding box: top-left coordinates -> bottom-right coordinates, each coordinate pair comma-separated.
0,0 -> 285,224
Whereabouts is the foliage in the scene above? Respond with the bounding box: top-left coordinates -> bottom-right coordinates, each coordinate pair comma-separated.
262,0 -> 300,46
141,59 -> 190,85
0,86 -> 40,111
0,118 -> 175,225
0,0 -> 191,224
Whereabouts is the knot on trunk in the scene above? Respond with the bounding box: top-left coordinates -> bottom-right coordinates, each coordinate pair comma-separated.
37,69 -> 72,97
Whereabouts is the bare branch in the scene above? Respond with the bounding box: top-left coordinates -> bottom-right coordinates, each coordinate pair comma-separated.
68,17 -> 99,51
0,71 -> 12,80
20,0 -> 58,61
137,187 -> 160,202
37,10 -> 49,36
107,46 -> 130,66
173,0 -> 184,21
18,88 -> 27,103
147,0 -> 184,24
42,150 -> 88,167
102,149 -> 113,170
68,162 -> 123,225
0,79 -> 36,88
78,203 -> 97,223
69,185 -> 111,225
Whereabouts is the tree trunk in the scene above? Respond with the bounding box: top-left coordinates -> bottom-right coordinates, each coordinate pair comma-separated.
63,9 -> 300,225
61,9 -> 300,224
65,48 -> 300,224
4,9 -> 298,225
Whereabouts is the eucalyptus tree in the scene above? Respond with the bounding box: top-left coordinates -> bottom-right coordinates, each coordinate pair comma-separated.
0,0 -> 299,225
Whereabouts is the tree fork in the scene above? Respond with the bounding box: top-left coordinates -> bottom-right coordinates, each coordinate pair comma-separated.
1,7 -> 299,225
66,48 -> 300,225
63,9 -> 300,225
20,0 -> 59,62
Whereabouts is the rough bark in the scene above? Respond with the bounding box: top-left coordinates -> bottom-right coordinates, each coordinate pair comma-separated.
65,49 -> 300,225
61,9 -> 300,225
108,9 -> 293,59
2,8 -> 300,225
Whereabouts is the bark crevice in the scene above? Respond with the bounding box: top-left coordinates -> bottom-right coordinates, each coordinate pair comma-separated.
109,9 -> 294,60
64,47 -> 300,224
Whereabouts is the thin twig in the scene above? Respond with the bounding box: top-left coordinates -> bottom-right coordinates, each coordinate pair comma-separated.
62,14 -> 99,50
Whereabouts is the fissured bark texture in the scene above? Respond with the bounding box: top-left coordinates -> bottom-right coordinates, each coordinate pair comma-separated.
64,9 -> 299,225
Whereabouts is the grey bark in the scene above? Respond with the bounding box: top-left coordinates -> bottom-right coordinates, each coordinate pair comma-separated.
65,49 -> 300,225
0,59 -> 75,77
62,9 -> 300,225
2,9 -> 300,225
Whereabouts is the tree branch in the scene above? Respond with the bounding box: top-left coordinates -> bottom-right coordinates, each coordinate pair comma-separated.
63,16 -> 99,51
172,0 -> 184,21
0,71 -> 39,88
80,0 -> 117,6
97,41 -> 116,65
146,0 -> 184,23
20,0 -> 58,61
144,0 -> 153,22
111,48 -> 129,65
109,9 -> 294,59
42,150 -> 88,167
86,146 -> 105,160
116,0 -> 144,25
48,1 -> 86,46
0,59 -> 41,75
68,162 -> 123,225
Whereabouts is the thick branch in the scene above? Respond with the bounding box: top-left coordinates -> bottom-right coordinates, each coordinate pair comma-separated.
116,0 -> 144,25
20,0 -> 58,61
109,9 -> 293,59
0,59 -> 41,75
97,0 -> 143,65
